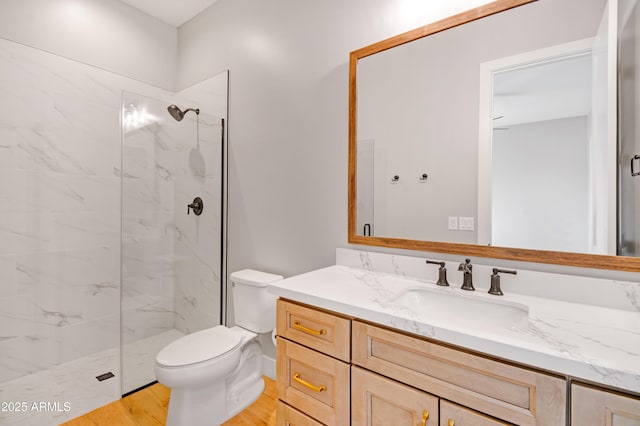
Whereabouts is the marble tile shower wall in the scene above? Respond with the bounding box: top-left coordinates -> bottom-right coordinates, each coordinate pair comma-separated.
121,104 -> 223,342
121,112 -> 178,345
0,37 -> 174,383
173,113 -> 222,334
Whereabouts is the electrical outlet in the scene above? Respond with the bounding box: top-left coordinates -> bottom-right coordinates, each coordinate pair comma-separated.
459,217 -> 475,231
448,216 -> 458,230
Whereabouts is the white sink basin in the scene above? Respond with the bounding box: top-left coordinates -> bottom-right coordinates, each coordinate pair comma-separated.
390,286 -> 529,330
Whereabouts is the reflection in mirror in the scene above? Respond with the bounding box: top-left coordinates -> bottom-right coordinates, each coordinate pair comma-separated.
354,0 -> 621,255
357,0 -> 606,248
619,0 -> 640,257
490,56 -> 594,253
478,41 -> 615,255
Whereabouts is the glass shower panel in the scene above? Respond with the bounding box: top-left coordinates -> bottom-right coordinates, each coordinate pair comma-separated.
121,92 -> 223,394
357,139 -> 375,237
619,0 -> 640,256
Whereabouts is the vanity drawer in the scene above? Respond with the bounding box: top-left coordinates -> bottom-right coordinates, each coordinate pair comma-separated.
277,338 -> 350,425
352,321 -> 566,426
277,299 -> 351,361
440,400 -> 512,426
276,401 -> 324,426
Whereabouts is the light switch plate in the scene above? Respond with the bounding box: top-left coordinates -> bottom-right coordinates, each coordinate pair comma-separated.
448,216 -> 458,230
459,217 -> 474,231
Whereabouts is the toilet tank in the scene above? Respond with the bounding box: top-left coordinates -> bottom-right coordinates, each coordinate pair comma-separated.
230,269 -> 283,333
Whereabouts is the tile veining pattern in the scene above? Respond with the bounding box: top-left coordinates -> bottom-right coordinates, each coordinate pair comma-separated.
0,329 -> 182,425
121,94 -> 223,394
0,36 -> 224,424
269,248 -> 640,394
0,35 -> 131,387
172,111 -> 223,335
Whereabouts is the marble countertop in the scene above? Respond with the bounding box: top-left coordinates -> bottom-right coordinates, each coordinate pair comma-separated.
268,265 -> 640,395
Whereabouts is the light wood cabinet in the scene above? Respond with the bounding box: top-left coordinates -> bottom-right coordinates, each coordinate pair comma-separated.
352,321 -> 566,425
276,299 -> 351,362
276,299 -> 351,426
571,383 -> 640,425
277,299 -> 603,426
352,366 -> 439,426
276,401 -> 324,426
276,338 -> 350,425
351,365 -> 514,426
440,400 -> 512,426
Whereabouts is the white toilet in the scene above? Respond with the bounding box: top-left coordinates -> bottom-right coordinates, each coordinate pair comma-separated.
154,269 -> 283,426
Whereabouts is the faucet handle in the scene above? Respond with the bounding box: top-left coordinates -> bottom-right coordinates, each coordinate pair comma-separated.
458,259 -> 474,291
493,268 -> 517,275
426,260 -> 449,286
488,268 -> 517,296
458,258 -> 472,272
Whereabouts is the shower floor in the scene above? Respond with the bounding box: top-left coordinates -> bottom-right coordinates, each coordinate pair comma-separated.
0,329 -> 184,426
122,328 -> 185,394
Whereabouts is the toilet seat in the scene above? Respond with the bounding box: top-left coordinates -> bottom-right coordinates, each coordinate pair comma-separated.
156,326 -> 242,368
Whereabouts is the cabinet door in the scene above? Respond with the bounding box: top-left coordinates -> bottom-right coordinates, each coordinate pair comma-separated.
571,384 -> 640,425
277,401 -> 324,426
440,400 -> 512,426
352,366 -> 439,426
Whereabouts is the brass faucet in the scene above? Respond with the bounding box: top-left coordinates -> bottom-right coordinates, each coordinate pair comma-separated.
458,259 -> 474,291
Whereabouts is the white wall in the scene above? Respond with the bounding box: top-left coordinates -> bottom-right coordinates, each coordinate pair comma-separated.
492,117 -> 590,252
0,0 -> 177,89
177,0 -> 508,281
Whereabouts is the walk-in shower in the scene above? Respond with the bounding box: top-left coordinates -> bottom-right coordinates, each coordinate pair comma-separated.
0,30 -> 227,424
121,95 -> 224,396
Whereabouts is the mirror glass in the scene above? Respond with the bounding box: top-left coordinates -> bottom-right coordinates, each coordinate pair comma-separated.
354,0 -> 630,257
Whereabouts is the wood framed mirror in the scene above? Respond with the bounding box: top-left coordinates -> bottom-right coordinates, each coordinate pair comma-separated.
348,0 -> 640,272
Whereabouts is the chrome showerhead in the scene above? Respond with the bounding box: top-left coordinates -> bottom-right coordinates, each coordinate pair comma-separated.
167,104 -> 200,121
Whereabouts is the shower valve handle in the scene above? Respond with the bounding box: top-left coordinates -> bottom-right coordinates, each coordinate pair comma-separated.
187,197 -> 204,216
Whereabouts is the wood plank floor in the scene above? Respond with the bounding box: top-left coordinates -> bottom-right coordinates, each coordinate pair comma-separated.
61,376 -> 277,426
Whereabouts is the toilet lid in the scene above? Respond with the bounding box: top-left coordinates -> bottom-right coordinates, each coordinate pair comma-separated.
156,326 -> 242,367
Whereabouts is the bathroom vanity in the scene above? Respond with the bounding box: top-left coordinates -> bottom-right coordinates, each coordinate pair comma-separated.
270,249 -> 640,426
282,0 -> 640,423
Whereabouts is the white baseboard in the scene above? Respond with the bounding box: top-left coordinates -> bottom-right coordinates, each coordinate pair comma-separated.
262,355 -> 276,380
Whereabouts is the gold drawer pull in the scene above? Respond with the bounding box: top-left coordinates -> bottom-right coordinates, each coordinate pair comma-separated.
448,420 -> 455,426
293,373 -> 327,393
292,321 -> 327,336
421,409 -> 429,426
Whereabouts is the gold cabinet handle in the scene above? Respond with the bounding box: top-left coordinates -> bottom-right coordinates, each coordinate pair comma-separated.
292,372 -> 326,392
421,409 -> 430,426
448,420 -> 455,426
292,321 -> 326,336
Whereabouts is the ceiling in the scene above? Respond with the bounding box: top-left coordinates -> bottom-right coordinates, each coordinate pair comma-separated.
119,0 -> 219,27
493,53 -> 592,128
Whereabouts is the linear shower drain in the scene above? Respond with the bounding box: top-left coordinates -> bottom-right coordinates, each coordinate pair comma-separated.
96,372 -> 115,382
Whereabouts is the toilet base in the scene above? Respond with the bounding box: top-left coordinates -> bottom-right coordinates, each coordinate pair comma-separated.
161,330 -> 264,426
166,379 -> 225,426
226,340 -> 264,419
227,377 -> 265,420
165,374 -> 265,426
